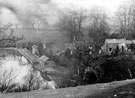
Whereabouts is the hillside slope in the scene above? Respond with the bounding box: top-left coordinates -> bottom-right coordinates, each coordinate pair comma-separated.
0,79 -> 135,98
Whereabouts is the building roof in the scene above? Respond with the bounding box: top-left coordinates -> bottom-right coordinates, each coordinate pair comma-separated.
105,39 -> 133,45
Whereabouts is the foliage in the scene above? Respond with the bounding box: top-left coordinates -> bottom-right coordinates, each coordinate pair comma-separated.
45,43 -> 135,86
108,33 -> 123,39
15,40 -> 135,88
99,54 -> 135,83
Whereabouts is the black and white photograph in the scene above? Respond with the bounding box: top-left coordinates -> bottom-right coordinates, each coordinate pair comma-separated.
0,0 -> 135,97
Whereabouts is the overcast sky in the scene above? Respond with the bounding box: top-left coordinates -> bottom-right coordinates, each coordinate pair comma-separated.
0,0 -> 126,26
54,0 -> 125,12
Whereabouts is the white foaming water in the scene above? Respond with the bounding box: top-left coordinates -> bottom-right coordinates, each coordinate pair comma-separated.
0,55 -> 57,91
0,56 -> 32,85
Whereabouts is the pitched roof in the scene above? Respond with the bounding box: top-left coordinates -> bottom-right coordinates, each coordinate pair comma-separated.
105,39 -> 132,44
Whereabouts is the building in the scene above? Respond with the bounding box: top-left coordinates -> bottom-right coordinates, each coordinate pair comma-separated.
102,39 -> 135,55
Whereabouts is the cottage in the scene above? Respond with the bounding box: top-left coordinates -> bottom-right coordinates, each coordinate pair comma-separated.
102,39 -> 134,55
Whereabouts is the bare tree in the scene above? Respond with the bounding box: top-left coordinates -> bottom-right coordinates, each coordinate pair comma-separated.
88,7 -> 110,49
115,0 -> 135,39
0,9 -> 23,47
0,23 -> 23,47
24,10 -> 48,30
58,9 -> 88,42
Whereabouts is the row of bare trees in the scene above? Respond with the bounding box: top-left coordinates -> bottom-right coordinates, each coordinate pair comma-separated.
19,0 -> 135,51
56,0 -> 135,49
24,11 -> 48,30
57,7 -> 110,49
0,8 -> 24,48
57,9 -> 87,42
115,0 -> 135,39
0,23 -> 23,47
1,0 -> 135,48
